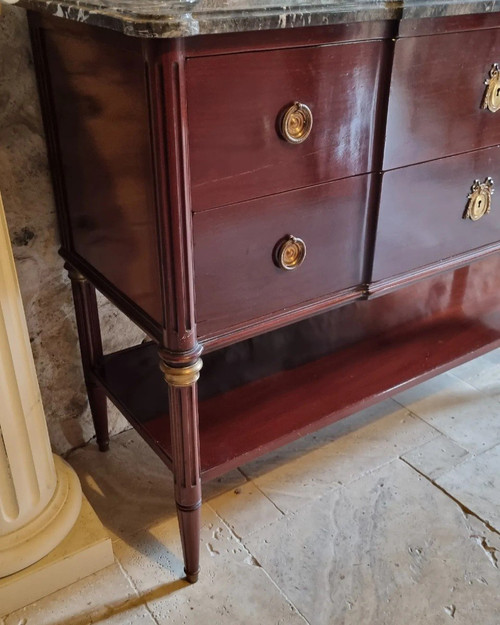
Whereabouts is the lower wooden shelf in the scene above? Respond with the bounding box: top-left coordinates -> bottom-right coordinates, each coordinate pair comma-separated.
94,308 -> 500,481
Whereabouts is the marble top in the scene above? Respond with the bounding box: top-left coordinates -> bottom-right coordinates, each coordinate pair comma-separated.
10,0 -> 500,37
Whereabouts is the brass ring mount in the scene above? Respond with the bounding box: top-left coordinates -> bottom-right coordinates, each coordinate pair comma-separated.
273,235 -> 307,271
279,102 -> 313,144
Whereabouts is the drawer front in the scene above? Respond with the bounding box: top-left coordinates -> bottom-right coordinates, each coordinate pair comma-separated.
384,28 -> 500,170
194,175 -> 371,338
372,146 -> 500,282
186,42 -> 386,212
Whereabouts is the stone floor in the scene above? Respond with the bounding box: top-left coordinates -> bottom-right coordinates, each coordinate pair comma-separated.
3,351 -> 500,625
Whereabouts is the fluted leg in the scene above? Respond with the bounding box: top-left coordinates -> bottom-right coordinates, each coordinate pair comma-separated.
160,355 -> 203,583
65,264 -> 109,452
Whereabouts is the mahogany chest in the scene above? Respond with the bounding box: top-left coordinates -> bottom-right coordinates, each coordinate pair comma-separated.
28,8 -> 500,582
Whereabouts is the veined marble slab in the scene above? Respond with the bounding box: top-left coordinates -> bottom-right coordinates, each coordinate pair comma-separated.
7,0 -> 500,38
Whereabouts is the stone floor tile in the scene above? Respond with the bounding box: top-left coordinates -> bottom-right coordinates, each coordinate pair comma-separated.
241,399 -> 439,514
244,460 -> 500,625
209,481 -> 284,538
401,434 -> 469,480
450,353 -> 491,381
394,372 -> 500,453
114,506 -> 307,625
68,429 -> 246,540
450,351 -> 500,408
3,563 -> 155,625
450,348 -> 500,395
204,471 -> 248,501
437,444 -> 500,533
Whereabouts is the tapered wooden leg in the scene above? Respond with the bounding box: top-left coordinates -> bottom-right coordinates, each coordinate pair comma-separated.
160,355 -> 203,583
66,264 -> 109,452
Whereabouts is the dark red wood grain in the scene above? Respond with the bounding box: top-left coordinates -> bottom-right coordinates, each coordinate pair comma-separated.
373,146 -> 500,282
193,174 -> 371,338
186,40 -> 389,211
384,27 -> 500,170
96,257 -> 500,479
66,266 -> 109,452
148,39 -> 203,584
38,22 -> 163,325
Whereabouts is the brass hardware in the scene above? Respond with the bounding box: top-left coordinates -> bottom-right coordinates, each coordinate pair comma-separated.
273,235 -> 307,271
160,358 -> 203,387
481,64 -> 500,113
464,177 -> 494,221
65,265 -> 86,283
280,102 -> 313,144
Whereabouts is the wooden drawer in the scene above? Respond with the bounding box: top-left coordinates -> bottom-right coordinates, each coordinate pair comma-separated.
186,42 -> 387,212
372,146 -> 500,283
194,175 -> 372,338
384,28 -> 500,170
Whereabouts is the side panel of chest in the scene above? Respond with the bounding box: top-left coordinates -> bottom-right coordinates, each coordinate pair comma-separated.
33,19 -> 163,331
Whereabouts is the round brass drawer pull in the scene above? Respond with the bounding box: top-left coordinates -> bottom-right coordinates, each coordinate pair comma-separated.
482,64 -> 500,113
464,177 -> 494,221
273,235 -> 307,271
279,102 -> 313,144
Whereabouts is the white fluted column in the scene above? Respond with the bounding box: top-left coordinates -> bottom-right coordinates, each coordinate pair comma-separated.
0,192 -> 82,578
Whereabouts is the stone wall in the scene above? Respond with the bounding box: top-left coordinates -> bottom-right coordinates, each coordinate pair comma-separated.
0,5 -> 142,453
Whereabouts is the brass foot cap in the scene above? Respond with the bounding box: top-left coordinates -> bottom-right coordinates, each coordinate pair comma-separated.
185,570 -> 199,584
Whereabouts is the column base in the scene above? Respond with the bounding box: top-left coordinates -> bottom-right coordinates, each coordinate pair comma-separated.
0,494 -> 114,617
0,455 -> 82,578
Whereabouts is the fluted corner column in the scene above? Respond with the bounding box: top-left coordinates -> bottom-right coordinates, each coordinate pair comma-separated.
0,193 -> 82,578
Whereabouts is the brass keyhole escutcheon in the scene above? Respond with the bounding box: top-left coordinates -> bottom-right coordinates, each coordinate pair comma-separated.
273,235 -> 307,271
464,177 -> 495,221
481,64 -> 500,113
279,102 -> 313,144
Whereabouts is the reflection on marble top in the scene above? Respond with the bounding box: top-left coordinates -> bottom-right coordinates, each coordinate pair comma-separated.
11,0 -> 500,38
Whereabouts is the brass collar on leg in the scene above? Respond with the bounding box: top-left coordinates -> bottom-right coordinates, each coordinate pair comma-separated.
64,263 -> 86,283
160,358 -> 203,387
